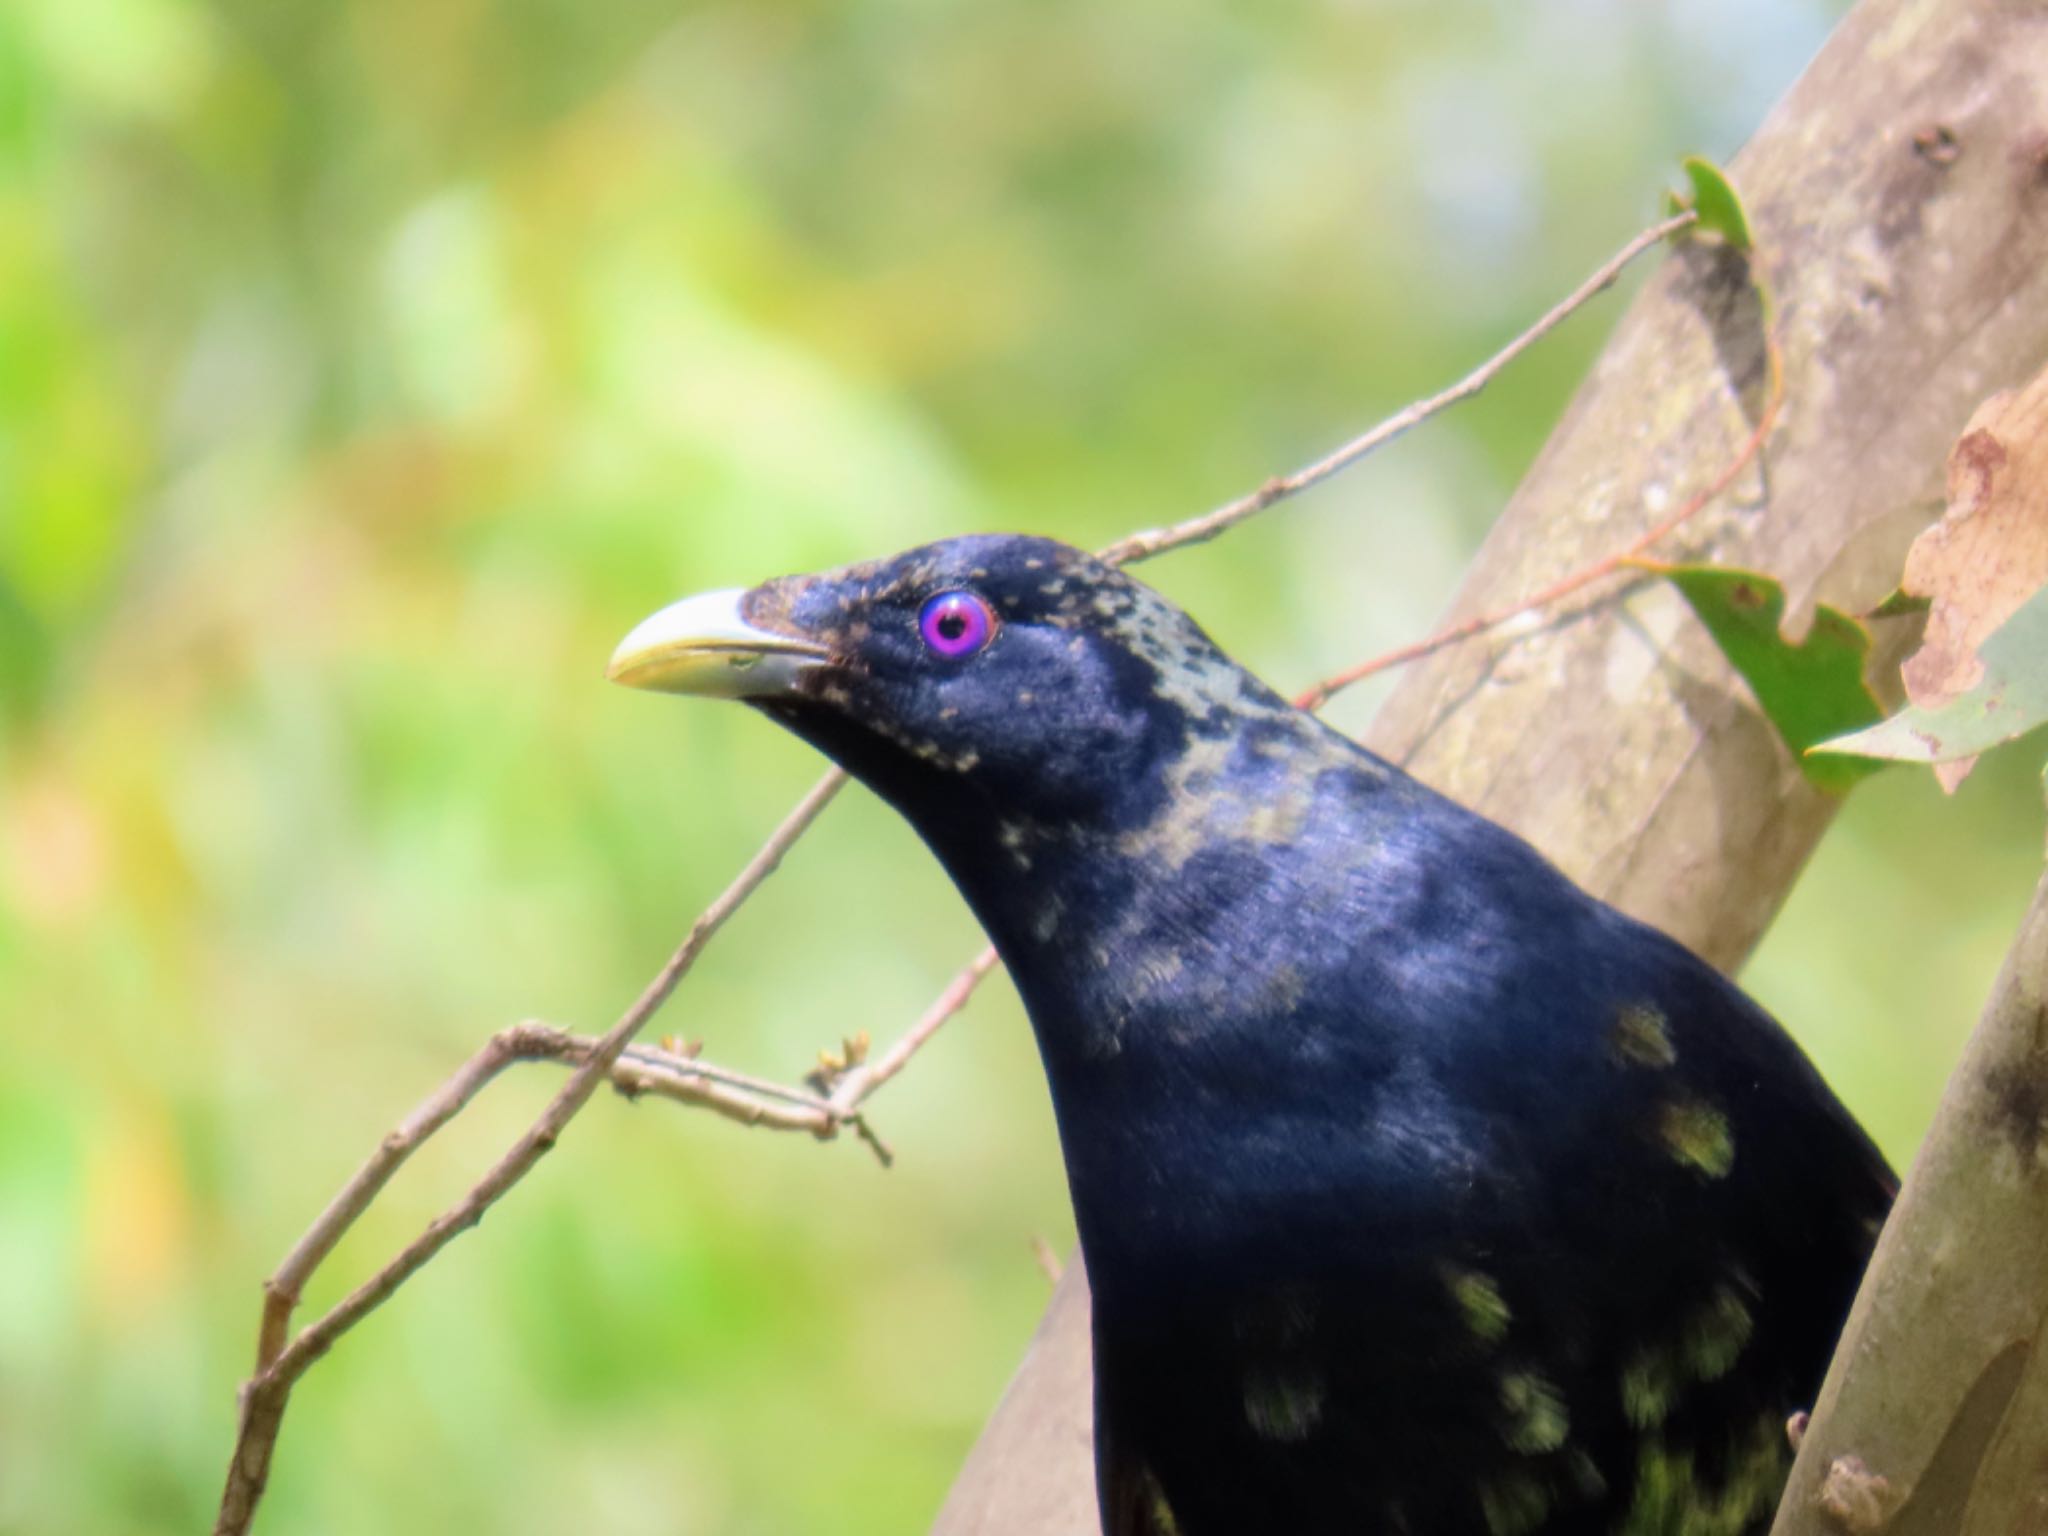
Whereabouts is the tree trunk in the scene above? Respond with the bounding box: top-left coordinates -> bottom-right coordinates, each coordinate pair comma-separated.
933,1 -> 2048,1529
1769,870 -> 2048,1536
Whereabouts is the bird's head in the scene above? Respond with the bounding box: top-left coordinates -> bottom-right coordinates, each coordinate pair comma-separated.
608,534 -> 1311,839
606,532 -> 1380,1052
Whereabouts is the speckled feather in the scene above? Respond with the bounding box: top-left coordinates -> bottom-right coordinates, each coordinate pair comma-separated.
725,535 -> 1895,1536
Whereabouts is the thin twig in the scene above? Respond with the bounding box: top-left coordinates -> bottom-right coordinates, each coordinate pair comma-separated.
1095,211 -> 1697,569
1293,329 -> 1784,710
831,944 -> 1004,1110
621,1038 -> 846,1114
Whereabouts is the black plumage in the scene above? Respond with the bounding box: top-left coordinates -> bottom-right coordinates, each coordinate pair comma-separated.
609,534 -> 1895,1536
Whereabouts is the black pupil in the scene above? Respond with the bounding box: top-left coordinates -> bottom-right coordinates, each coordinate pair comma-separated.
937,610 -> 968,641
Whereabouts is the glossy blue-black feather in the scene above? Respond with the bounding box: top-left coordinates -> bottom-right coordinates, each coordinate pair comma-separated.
716,534 -> 1893,1536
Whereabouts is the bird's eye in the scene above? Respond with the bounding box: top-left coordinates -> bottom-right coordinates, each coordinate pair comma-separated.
917,590 -> 997,659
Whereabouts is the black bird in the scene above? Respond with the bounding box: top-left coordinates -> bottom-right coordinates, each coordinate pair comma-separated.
609,534 -> 1894,1536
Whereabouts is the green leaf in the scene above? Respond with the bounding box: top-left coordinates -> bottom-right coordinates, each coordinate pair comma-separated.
1643,561 -> 1887,793
1678,156 -> 1753,251
1813,583 -> 2048,767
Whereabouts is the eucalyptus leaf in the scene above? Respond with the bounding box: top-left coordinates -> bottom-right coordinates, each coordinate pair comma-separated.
1644,561 -> 1886,793
1814,583 -> 2048,767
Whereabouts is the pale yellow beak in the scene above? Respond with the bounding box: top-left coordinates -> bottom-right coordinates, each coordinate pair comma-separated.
606,589 -> 830,698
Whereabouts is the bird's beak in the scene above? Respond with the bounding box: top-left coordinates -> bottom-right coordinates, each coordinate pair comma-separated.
606,588 -> 831,699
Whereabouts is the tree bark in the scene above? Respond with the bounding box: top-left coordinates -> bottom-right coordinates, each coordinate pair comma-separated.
933,1 -> 2048,1529
1769,870 -> 2048,1536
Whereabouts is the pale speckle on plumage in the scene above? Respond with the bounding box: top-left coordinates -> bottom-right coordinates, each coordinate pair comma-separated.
1621,1348 -> 1678,1429
1233,1287 -> 1317,1345
1233,1290 -> 1324,1441
1444,1266 -> 1512,1344
1682,1282 -> 1755,1382
1658,1098 -> 1735,1179
1251,960 -> 1306,1015
1106,600 -> 1256,724
1083,1017 -> 1126,1060
1625,1419 -> 1788,1536
1114,731 -> 1322,875
1241,797 -> 1311,847
997,820 -> 1034,872
1498,1371 -> 1569,1454
1117,947 -> 1185,1002
1241,1365 -> 1325,1442
869,716 -> 981,774
1114,733 -> 1237,870
1032,896 -> 1064,943
1611,1002 -> 1678,1069
1618,1274 -> 1756,1439
1478,1471 -> 1550,1536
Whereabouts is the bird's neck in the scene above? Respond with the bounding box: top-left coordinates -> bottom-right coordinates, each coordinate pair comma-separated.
891,722 -> 1442,1296
909,716 -> 1407,1065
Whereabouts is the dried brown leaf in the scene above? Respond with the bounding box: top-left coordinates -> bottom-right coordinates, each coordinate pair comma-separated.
1900,368 -> 2048,788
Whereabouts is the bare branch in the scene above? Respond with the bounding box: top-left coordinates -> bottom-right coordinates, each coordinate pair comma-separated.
216,769 -> 845,1536
1094,211 -> 1697,569
283,767 -> 845,1375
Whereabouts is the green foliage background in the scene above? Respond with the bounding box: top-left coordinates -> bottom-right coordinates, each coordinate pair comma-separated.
2,2 -> 2042,1532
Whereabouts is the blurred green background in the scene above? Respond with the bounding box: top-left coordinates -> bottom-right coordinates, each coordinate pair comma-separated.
3,1 -> 2043,1532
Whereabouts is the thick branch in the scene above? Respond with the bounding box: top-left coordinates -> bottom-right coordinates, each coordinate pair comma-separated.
933,2 -> 2048,1529
1769,870 -> 2048,1536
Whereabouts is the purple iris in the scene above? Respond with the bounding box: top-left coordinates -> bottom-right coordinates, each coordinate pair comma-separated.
918,590 -> 996,658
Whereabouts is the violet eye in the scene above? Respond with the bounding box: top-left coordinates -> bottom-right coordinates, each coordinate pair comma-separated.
918,590 -> 996,659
